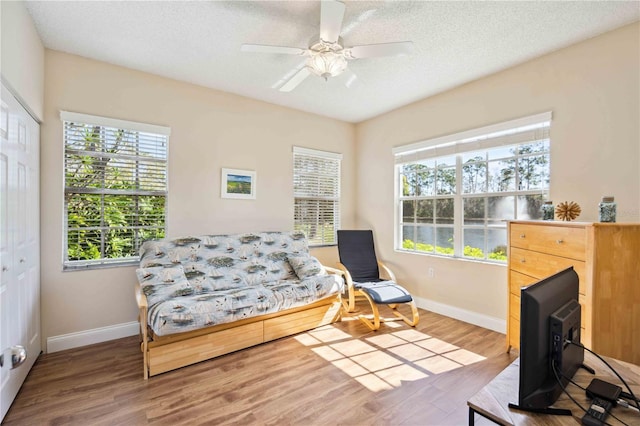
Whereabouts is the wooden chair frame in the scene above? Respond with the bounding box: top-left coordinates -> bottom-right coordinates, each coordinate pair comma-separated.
337,261 -> 419,331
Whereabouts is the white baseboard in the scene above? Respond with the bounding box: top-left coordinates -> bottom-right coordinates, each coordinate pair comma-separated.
47,321 -> 139,353
414,296 -> 506,334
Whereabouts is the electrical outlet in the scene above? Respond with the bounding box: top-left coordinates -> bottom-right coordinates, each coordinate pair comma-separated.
428,267 -> 434,278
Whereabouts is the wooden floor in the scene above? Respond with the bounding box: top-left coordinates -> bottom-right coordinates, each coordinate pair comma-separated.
3,306 -> 517,425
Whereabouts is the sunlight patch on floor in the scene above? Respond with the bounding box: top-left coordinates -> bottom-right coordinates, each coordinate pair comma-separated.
387,343 -> 436,362
355,373 -> 396,392
311,345 -> 343,362
330,339 -> 377,357
350,350 -> 404,371
414,354 -> 462,374
445,348 -> 487,365
332,357 -> 370,378
415,337 -> 459,353
306,326 -> 352,343
376,363 -> 429,387
294,323 -> 487,392
364,333 -> 409,348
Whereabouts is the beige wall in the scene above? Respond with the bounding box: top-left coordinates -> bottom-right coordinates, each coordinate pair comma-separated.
41,50 -> 356,346
0,0 -> 45,119
355,22 -> 640,328
35,19 -> 640,346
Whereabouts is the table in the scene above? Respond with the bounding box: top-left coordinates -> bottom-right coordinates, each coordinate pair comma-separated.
467,352 -> 640,425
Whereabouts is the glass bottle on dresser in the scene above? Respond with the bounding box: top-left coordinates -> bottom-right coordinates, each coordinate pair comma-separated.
598,196 -> 616,223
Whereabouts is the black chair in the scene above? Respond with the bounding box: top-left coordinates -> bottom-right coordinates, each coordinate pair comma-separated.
336,230 -> 419,331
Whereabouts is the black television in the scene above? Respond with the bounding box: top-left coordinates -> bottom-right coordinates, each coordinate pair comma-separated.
512,267 -> 585,414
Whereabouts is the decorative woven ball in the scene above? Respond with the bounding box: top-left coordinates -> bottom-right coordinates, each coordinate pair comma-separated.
555,201 -> 581,221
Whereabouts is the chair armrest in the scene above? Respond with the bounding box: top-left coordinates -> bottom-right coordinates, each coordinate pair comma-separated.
323,265 -> 348,310
335,262 -> 354,286
323,265 -> 344,276
378,261 -> 397,282
336,262 -> 357,312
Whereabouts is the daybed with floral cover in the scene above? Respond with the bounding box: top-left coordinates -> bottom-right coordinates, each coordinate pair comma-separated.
135,231 -> 344,378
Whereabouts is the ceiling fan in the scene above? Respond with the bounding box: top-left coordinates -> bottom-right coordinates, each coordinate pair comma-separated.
241,0 -> 414,92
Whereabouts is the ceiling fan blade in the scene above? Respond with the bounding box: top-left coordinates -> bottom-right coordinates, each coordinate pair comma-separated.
279,67 -> 311,92
320,0 -> 346,44
241,44 -> 306,55
348,41 -> 414,59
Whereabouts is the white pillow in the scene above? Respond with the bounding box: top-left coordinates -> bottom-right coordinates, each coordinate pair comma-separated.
288,255 -> 327,279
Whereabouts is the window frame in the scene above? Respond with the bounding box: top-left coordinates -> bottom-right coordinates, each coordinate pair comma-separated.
394,112 -> 551,263
61,111 -> 170,270
293,146 -> 342,247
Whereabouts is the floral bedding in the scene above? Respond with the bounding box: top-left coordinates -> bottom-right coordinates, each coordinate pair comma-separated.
137,231 -> 343,336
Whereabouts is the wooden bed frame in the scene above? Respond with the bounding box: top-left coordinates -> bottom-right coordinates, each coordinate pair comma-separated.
136,285 -> 342,379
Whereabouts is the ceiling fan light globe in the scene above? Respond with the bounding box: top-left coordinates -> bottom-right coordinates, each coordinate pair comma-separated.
307,51 -> 348,79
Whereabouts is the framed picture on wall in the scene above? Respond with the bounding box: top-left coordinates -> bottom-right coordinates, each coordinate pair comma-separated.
221,168 -> 256,199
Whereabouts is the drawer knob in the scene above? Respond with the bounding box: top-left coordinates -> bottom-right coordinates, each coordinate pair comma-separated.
556,239 -> 564,244
520,259 -> 526,263
520,234 -> 526,238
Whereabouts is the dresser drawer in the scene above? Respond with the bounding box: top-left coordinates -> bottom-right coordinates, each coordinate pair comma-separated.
508,276 -> 587,351
579,294 -> 586,329
508,283 -> 587,351
509,317 -> 520,348
508,275 -> 587,321
510,223 -> 586,261
509,293 -> 520,320
509,247 -> 586,295
509,270 -> 538,295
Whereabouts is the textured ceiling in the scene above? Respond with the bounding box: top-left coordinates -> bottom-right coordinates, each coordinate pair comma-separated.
25,1 -> 639,123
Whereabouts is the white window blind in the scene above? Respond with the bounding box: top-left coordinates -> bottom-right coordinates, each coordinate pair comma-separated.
393,111 -> 551,164
61,111 -> 170,269
293,146 -> 342,246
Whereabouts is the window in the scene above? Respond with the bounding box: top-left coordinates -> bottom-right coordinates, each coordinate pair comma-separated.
394,112 -> 551,262
293,146 -> 342,246
61,111 -> 170,269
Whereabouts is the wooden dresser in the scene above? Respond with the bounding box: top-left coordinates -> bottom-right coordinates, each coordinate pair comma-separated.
506,220 -> 640,365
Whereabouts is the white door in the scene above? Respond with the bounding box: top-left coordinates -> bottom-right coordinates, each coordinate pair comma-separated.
0,83 -> 41,422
